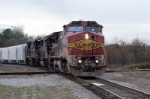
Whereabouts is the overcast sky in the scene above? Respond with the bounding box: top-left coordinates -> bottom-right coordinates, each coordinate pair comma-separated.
0,0 -> 150,43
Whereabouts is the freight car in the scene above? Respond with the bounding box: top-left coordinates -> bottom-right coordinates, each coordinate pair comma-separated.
0,44 -> 26,64
0,21 -> 107,77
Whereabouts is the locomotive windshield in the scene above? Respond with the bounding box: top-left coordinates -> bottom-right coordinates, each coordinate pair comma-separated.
86,26 -> 100,32
67,26 -> 83,32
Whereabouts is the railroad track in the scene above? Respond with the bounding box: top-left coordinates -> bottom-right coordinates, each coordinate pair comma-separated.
62,74 -> 150,98
84,77 -> 150,99
63,75 -> 120,98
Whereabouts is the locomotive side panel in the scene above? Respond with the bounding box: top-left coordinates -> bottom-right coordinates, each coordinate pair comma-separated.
0,48 -> 2,63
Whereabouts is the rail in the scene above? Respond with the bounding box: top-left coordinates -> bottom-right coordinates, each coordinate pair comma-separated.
0,72 -> 56,75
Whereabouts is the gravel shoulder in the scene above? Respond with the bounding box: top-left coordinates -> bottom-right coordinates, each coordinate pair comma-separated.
0,74 -> 101,99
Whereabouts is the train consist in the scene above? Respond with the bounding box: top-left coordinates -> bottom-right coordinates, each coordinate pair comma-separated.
0,21 -> 107,76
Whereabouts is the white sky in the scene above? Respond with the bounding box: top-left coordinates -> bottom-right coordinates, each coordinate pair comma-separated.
0,0 -> 150,43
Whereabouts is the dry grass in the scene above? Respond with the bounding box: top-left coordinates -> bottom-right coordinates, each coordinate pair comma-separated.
0,85 -> 73,99
106,63 -> 150,70
128,63 -> 150,69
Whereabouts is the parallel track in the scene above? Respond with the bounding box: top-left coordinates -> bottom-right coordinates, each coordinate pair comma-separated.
0,71 -> 57,75
0,64 -> 57,75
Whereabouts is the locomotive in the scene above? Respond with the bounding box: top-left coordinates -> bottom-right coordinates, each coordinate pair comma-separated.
25,21 -> 107,76
0,21 -> 107,77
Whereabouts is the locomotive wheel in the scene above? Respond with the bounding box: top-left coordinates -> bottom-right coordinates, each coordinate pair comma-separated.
35,59 -> 39,66
44,59 -> 48,67
60,59 -> 68,73
47,61 -> 54,70
47,59 -> 55,70
30,59 -> 35,66
26,59 -> 30,65
53,60 -> 59,71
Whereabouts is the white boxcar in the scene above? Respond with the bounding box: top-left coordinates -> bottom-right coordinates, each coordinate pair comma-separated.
16,44 -> 26,64
1,47 -> 9,63
8,46 -> 17,63
0,48 -> 2,63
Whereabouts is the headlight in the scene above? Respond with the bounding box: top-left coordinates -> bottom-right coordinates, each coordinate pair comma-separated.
95,60 -> 99,63
85,33 -> 89,39
78,60 -> 82,63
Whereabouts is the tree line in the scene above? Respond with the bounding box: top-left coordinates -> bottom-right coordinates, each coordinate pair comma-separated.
106,37 -> 150,66
0,26 -> 30,47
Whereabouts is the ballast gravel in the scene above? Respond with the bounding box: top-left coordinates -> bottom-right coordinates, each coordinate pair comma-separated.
0,74 -> 101,99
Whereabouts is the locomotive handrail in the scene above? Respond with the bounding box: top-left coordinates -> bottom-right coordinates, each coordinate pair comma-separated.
48,47 -> 55,62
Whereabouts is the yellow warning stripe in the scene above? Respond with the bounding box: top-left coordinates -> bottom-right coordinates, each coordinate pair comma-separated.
48,48 -> 54,62
68,47 -> 73,55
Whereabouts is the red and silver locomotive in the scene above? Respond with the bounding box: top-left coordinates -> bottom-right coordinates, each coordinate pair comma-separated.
25,21 -> 107,76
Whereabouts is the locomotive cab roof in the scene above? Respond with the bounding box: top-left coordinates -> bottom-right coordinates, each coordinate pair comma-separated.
66,21 -> 103,28
44,31 -> 62,41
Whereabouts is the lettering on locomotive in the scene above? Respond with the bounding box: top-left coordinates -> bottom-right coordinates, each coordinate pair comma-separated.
68,39 -> 104,50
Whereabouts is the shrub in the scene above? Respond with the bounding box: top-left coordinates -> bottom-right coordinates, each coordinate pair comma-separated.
129,63 -> 150,69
